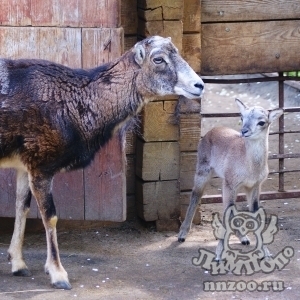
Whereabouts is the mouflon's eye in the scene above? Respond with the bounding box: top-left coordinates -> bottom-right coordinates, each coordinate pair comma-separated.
258,121 -> 265,126
153,57 -> 164,64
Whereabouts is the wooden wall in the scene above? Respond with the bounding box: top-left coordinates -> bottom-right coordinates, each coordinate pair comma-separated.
1,0 -> 299,228
201,0 -> 300,75
0,0 -> 126,222
121,0 -> 138,220
135,0 -> 203,230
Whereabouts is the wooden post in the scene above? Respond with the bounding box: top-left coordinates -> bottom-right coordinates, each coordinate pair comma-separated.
136,0 -> 184,230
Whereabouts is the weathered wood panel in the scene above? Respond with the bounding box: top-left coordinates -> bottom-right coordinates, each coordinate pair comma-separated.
121,0 -> 138,35
0,27 -> 84,219
138,20 -> 183,51
84,136 -> 126,221
0,0 -> 31,26
183,0 -> 201,32
124,36 -> 137,52
202,20 -> 300,75
0,0 -> 121,27
141,100 -> 179,142
82,27 -> 125,221
52,170 -> 85,220
180,152 -> 197,191
82,28 -> 124,67
0,27 -> 81,67
179,114 -> 201,152
136,179 -> 180,221
138,0 -> 183,20
136,139 -> 180,181
182,33 -> 201,73
202,0 -> 300,23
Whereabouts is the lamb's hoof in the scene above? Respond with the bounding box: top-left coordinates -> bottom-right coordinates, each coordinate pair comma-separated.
13,269 -> 32,277
178,237 -> 185,243
242,240 -> 250,246
52,281 -> 72,290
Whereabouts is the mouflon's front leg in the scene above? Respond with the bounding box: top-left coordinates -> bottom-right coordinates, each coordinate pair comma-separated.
29,173 -> 71,290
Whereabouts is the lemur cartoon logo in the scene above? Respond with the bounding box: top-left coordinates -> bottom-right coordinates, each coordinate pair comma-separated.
192,205 -> 294,275
212,205 -> 277,263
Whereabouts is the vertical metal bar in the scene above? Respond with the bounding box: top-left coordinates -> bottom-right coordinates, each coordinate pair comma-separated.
278,72 -> 285,192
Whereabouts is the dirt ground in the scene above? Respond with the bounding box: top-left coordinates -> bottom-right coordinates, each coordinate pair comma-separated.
1,201 -> 300,300
1,76 -> 300,299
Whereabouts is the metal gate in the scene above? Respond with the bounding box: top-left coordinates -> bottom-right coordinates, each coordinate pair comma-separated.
201,73 -> 300,204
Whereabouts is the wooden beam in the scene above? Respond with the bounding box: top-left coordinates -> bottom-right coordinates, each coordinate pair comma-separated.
202,20 -> 300,75
202,0 -> 300,23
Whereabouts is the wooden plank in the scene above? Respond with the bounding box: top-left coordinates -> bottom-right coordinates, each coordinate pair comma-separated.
183,0 -> 201,33
136,180 -> 180,221
138,20 -> 183,51
0,27 -> 81,68
201,20 -> 300,75
79,0 -> 121,28
141,100 -> 179,142
52,170 -> 84,220
180,152 -> 197,191
124,36 -> 137,53
82,28 -> 124,68
0,0 -> 31,26
202,0 -> 300,23
84,136 -> 126,221
82,27 -> 125,221
182,33 -> 201,73
0,170 -> 17,218
179,114 -> 201,152
121,0 -> 138,35
136,139 -> 180,181
138,0 -> 183,20
0,27 -> 83,219
30,0 -> 120,27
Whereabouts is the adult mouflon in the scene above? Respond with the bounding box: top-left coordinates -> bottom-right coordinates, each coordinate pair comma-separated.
0,36 -> 204,289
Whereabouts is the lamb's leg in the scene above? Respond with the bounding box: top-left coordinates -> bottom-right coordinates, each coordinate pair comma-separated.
29,173 -> 71,290
246,184 -> 261,213
215,183 -> 237,261
178,168 -> 211,242
246,184 -> 271,259
8,170 -> 32,276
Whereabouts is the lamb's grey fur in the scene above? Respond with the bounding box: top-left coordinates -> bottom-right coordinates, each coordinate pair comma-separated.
178,99 -> 282,261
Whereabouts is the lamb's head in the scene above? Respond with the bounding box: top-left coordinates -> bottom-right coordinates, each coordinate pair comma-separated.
132,36 -> 204,99
236,98 -> 283,139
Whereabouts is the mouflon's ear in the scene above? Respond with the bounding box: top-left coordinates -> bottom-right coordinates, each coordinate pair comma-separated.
235,98 -> 248,114
133,42 -> 146,66
268,108 -> 283,123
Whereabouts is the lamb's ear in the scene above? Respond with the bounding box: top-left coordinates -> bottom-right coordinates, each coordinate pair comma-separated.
133,43 -> 146,66
235,98 -> 247,114
269,108 -> 283,123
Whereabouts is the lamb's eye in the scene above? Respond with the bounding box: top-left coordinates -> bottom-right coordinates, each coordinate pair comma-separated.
153,57 -> 164,64
258,121 -> 265,126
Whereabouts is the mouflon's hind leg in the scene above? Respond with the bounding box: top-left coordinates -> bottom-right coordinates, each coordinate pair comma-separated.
7,170 -> 32,277
29,173 -> 71,290
178,168 -> 212,242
